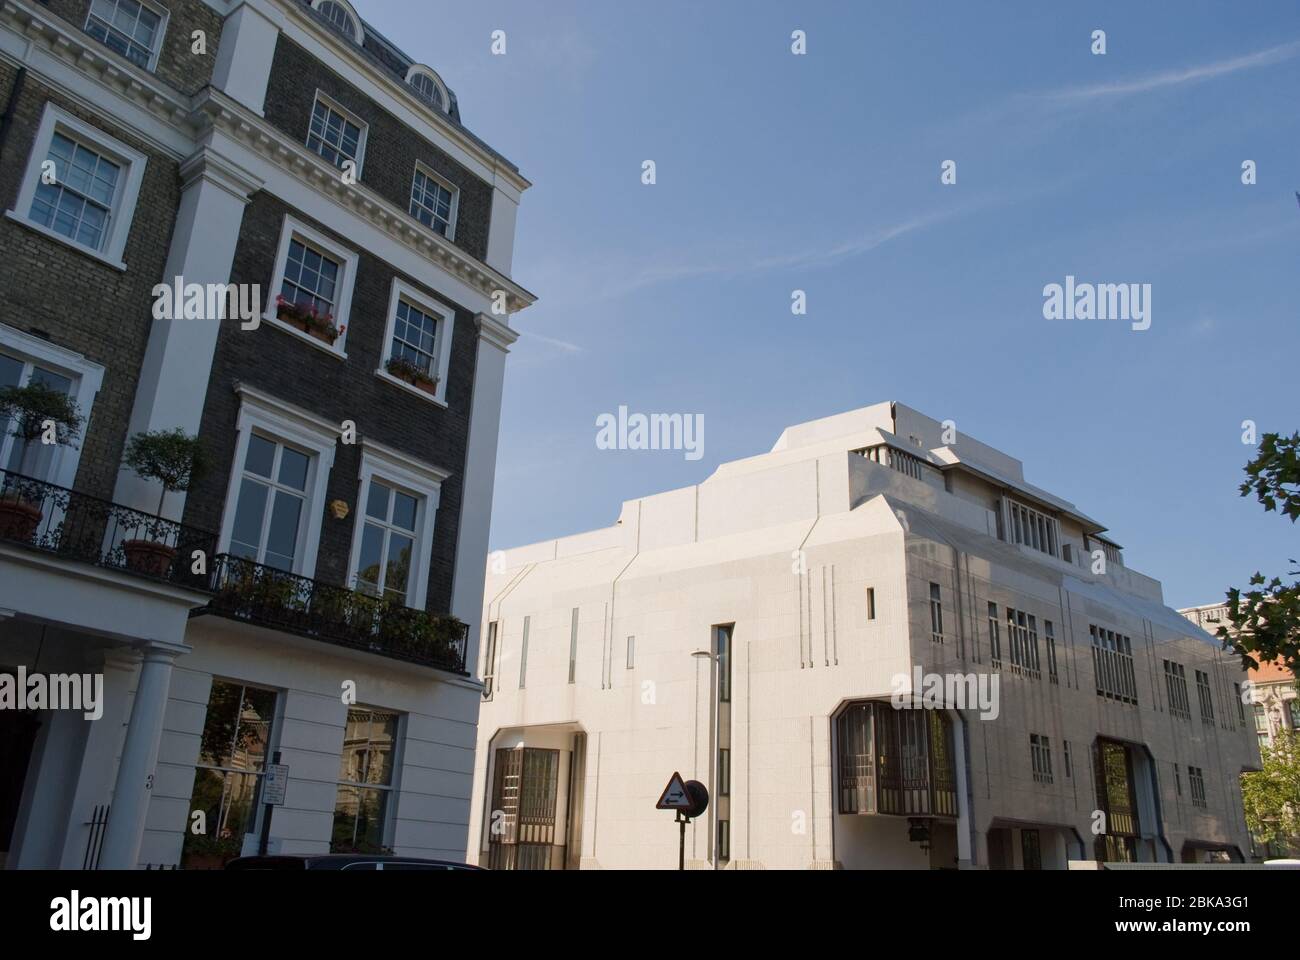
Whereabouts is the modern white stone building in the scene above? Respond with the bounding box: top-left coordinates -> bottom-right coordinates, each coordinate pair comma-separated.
470,402 -> 1258,869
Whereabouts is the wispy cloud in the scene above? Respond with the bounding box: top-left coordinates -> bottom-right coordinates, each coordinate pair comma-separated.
1033,39 -> 1300,103
523,331 -> 585,354
522,196 -> 998,311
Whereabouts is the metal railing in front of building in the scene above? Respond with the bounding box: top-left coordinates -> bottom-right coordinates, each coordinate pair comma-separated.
0,468 -> 217,590
200,554 -> 469,674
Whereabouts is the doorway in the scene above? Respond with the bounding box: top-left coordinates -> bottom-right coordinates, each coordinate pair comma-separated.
0,705 -> 41,868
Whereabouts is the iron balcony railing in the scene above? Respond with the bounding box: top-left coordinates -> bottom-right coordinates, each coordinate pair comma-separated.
0,468 -> 216,590
201,554 -> 469,674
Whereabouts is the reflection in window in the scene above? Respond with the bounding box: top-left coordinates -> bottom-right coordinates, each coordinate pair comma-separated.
229,434 -> 309,571
332,708 -> 398,853
30,133 -> 120,251
85,0 -> 162,70
281,237 -> 340,316
0,351 -> 74,481
307,98 -> 362,170
182,680 -> 277,868
356,480 -> 417,603
410,169 -> 455,238
390,299 -> 439,377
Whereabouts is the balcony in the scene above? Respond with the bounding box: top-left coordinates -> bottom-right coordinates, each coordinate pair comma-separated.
836,700 -> 959,819
0,468 -> 216,590
198,554 -> 469,674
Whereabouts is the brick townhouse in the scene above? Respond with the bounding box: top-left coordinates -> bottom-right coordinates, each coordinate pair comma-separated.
0,0 -> 533,868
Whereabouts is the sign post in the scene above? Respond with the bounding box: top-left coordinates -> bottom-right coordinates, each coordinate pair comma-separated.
258,752 -> 288,856
656,771 -> 709,870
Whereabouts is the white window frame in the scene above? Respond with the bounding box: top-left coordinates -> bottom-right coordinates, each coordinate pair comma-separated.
404,65 -> 450,114
217,384 -> 338,578
0,323 -> 104,489
5,104 -> 148,271
84,0 -> 170,73
306,90 -> 368,175
375,279 -> 454,407
346,438 -> 448,610
311,0 -> 364,44
262,215 -> 358,359
409,161 -> 459,242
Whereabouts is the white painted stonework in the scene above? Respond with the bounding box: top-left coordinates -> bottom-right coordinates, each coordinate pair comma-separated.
470,402 -> 1258,869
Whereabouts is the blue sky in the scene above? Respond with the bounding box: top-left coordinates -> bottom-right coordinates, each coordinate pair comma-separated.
364,1 -> 1300,609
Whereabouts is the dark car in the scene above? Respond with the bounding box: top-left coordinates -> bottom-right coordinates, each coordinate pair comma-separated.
226,854 -> 483,871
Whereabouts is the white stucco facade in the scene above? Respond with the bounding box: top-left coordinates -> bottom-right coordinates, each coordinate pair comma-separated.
470,402 -> 1258,869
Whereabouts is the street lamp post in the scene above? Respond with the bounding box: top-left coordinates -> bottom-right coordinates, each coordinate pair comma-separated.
691,648 -> 719,871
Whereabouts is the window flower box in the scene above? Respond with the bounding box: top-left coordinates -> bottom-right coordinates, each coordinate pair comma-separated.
385,357 -> 438,395
275,295 -> 345,346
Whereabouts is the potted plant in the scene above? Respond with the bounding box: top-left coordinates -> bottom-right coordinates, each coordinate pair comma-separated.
121,428 -> 209,577
274,295 -> 346,345
385,356 -> 439,395
0,382 -> 82,542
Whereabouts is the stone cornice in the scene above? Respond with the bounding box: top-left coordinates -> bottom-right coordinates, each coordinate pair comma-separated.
179,147 -> 264,202
475,312 -> 520,353
195,88 -> 536,314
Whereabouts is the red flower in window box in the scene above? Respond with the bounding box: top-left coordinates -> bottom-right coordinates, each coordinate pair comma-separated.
275,295 -> 344,345
385,357 -> 439,395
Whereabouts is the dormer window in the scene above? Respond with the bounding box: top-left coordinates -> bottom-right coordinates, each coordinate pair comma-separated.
312,0 -> 364,44
405,65 -> 450,113
410,73 -> 442,109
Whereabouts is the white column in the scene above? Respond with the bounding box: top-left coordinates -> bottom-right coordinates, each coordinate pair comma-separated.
112,147 -> 261,518
99,641 -> 188,870
950,709 -> 973,868
211,1 -> 280,116
450,313 -> 518,668
485,182 -> 520,276
58,651 -> 141,868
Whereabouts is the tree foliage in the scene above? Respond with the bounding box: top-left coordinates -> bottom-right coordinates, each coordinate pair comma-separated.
1241,731 -> 1300,857
123,428 -> 209,517
1219,431 -> 1300,674
0,382 -> 83,445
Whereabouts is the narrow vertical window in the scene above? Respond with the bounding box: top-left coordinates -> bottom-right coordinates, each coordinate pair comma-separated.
866,587 -> 876,621
568,608 -> 578,684
1045,620 -> 1058,684
626,635 -> 635,670
929,583 -> 943,643
716,624 -> 732,703
719,748 -> 730,796
987,602 -> 1001,666
482,621 -> 498,700
518,615 -> 530,689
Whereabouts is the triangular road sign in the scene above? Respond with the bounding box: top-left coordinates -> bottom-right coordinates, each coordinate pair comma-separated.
656,771 -> 692,810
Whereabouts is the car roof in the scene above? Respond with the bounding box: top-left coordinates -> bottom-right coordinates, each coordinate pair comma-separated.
226,854 -> 481,870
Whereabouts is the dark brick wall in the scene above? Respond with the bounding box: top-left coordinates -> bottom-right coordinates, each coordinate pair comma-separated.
41,0 -> 224,97
182,191 -> 477,616
262,35 -> 492,264
0,68 -> 179,501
